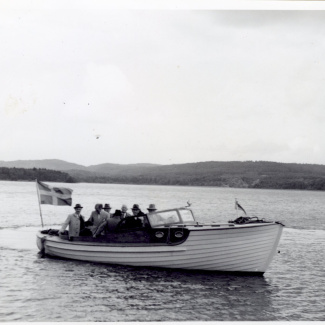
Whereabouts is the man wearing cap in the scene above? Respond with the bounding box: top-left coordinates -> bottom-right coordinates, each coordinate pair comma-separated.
59,204 -> 87,237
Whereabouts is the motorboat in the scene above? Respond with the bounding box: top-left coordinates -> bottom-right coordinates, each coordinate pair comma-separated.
36,206 -> 284,275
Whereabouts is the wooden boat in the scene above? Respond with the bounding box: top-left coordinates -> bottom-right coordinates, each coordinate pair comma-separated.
36,207 -> 284,275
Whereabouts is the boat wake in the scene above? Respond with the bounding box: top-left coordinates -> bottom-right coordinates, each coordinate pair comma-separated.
0,227 -> 42,251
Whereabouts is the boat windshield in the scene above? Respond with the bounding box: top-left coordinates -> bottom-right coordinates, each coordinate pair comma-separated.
179,209 -> 196,223
147,209 -> 196,227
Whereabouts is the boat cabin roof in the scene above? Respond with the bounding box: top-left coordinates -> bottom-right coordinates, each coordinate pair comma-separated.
146,207 -> 196,227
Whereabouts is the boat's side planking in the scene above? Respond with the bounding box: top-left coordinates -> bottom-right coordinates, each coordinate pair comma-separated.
36,222 -> 283,273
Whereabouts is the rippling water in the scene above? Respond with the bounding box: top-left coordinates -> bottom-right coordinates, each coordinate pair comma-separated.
0,181 -> 324,321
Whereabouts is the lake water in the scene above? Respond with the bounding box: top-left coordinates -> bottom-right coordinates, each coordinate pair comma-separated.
0,180 -> 324,321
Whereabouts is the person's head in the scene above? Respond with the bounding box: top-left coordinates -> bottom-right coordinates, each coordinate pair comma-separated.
74,204 -> 83,214
95,203 -> 103,213
121,205 -> 128,213
103,203 -> 112,212
131,204 -> 140,215
147,204 -> 157,213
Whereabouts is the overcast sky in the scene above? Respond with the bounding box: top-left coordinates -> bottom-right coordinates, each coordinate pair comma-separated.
1,2 -> 325,166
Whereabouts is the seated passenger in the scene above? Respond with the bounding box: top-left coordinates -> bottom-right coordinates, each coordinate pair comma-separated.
103,203 -> 112,215
59,204 -> 91,238
122,204 -> 146,229
112,204 -> 131,221
147,204 -> 157,213
94,204 -> 131,236
148,214 -> 165,226
145,203 -> 158,227
120,204 -> 131,219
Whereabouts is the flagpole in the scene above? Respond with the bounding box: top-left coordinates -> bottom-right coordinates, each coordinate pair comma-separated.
235,198 -> 238,218
35,179 -> 44,228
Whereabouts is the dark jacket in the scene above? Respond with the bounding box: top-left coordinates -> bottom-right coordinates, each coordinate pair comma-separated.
123,211 -> 147,228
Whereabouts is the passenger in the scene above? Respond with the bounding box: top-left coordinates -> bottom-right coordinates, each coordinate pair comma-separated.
93,203 -> 113,237
147,204 -> 157,213
146,204 -> 164,226
95,204 -> 132,236
110,204 -> 130,221
103,203 -> 112,215
92,203 -> 113,237
120,204 -> 131,219
59,204 -> 89,238
123,204 -> 146,228
132,204 -> 146,217
101,204 -> 131,233
87,203 -> 110,236
111,204 -> 130,221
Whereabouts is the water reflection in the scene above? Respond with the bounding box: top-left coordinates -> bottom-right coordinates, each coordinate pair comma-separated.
27,256 -> 278,321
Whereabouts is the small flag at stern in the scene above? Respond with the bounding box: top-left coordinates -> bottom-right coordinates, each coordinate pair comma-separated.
36,180 -> 73,206
235,199 -> 247,215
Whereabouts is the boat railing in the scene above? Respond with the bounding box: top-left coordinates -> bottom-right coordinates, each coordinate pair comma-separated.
161,222 -> 278,229
160,223 -> 236,228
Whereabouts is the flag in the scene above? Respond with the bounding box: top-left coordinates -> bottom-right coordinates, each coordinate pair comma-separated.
235,199 -> 247,215
36,180 -> 73,206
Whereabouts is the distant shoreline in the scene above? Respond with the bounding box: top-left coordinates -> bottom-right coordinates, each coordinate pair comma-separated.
1,178 -> 324,192
1,161 -> 325,191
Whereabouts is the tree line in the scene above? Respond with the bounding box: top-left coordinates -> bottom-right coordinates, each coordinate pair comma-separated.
0,167 -> 76,183
72,173 -> 325,191
1,164 -> 325,191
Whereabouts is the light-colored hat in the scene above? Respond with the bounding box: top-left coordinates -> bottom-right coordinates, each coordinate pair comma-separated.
147,204 -> 157,211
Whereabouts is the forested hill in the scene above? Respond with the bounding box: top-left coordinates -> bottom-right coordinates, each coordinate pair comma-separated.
1,160 -> 325,190
0,167 -> 76,183
69,161 -> 325,190
0,159 -> 86,171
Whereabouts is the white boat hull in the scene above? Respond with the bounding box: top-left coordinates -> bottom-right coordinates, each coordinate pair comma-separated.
37,222 -> 283,274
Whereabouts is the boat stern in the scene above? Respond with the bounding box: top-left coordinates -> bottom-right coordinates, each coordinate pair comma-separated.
36,231 -> 47,252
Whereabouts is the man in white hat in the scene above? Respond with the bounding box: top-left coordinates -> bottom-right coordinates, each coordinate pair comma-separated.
146,204 -> 166,226
147,204 -> 157,213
